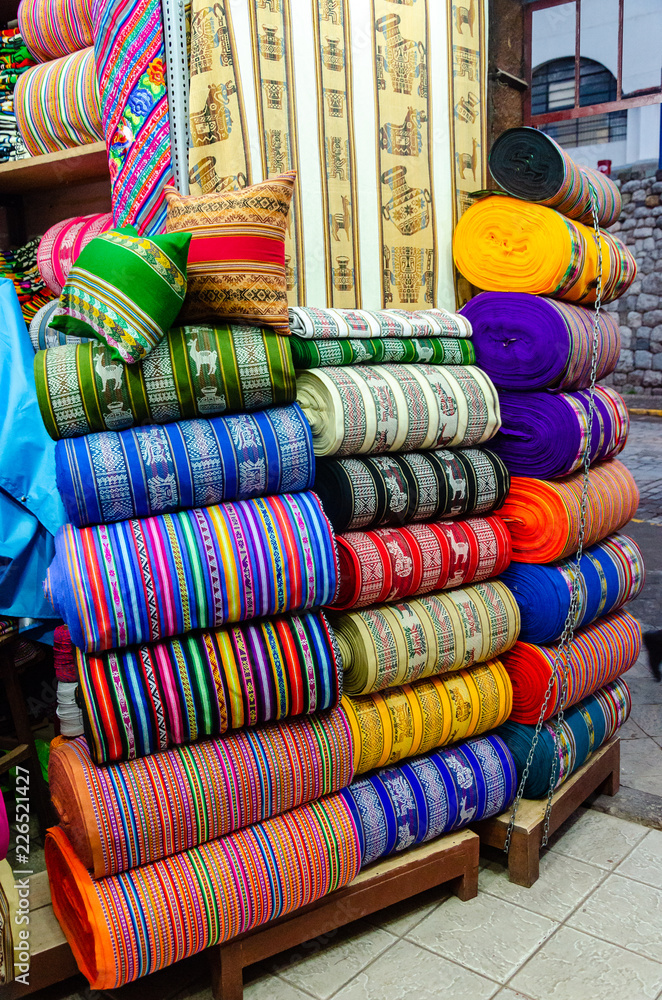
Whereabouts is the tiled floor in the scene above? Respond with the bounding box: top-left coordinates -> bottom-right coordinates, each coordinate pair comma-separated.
41,807 -> 662,1000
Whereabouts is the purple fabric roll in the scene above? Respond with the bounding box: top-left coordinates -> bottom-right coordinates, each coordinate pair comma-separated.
490,385 -> 629,479
459,292 -> 620,391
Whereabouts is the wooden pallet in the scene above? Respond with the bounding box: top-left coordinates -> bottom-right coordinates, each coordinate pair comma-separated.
473,738 -> 620,887
208,828 -> 480,1000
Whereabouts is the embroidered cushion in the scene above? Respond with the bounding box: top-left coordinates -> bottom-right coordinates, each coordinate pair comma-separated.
164,171 -> 295,335
49,227 -> 191,364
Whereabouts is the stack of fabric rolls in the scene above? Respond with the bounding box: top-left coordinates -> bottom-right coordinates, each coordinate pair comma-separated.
0,27 -> 35,162
0,238 -> 54,323
34,299 -> 520,989
455,127 -> 643,798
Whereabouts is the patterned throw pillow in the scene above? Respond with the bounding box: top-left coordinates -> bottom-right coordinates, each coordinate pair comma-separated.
164,171 -> 295,335
49,227 -> 191,364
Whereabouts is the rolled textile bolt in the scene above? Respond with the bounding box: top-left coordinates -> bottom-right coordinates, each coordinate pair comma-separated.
57,681 -> 84,737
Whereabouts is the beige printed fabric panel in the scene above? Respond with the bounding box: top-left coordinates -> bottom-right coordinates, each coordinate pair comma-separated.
187,0 -> 485,310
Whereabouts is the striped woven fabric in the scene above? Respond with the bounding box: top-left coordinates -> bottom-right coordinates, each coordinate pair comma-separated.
296,364 -> 501,457
460,293 -> 621,392
500,533 -> 645,645
332,580 -> 520,695
46,794 -> 361,989
76,610 -> 342,763
489,128 -> 621,228
14,47 -> 102,155
315,447 -> 509,534
342,735 -> 516,866
289,336 -> 475,369
34,324 -> 296,440
500,459 -> 639,563
492,384 -> 629,479
49,706 -> 353,876
497,677 -> 630,798
18,0 -> 93,63
38,213 -> 113,296
332,514 -> 512,610
93,0 -> 173,235
503,609 -> 641,724
29,300 -> 93,350
289,307 -> 473,340
45,492 -> 338,652
342,658 -> 513,775
56,404 -> 314,526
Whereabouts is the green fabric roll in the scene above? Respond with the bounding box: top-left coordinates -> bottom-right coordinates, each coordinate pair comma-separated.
290,336 -> 475,369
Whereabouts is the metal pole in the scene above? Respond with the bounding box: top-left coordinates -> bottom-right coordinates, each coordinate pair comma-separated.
161,0 -> 190,195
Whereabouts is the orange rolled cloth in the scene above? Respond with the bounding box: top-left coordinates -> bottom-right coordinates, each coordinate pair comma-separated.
498,459 -> 639,563
452,195 -> 636,306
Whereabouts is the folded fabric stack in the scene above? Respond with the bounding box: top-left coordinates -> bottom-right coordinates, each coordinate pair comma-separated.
454,128 -> 642,798
0,238 -> 54,323
0,28 -> 35,163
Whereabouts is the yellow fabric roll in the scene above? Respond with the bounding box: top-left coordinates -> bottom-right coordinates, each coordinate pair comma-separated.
333,580 -> 521,695
453,195 -> 636,306
341,658 -> 513,774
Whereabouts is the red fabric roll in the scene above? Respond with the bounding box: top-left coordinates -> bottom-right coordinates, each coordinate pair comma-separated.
53,624 -> 76,682
37,212 -> 114,295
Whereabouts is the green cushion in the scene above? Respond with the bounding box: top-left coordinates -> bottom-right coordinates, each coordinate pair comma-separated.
49,227 -> 192,364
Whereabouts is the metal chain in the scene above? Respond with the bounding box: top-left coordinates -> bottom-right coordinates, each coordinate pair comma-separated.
504,181 -> 604,854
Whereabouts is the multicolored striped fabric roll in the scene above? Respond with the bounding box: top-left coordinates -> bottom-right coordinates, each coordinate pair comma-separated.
500,460 -> 639,563
497,677 -> 630,798
46,794 -> 361,989
34,324 -> 297,440
491,385 -> 629,479
56,404 -> 315,527
503,610 -> 641,724
289,307 -> 472,340
76,610 -> 342,763
37,213 -> 114,296
314,447 -> 510,534
14,47 -> 102,155
297,364 -> 501,457
342,735 -> 516,866
93,0 -> 173,235
289,336 -> 475,369
332,580 -> 520,695
18,0 -> 93,62
500,533 -> 645,645
342,658 -> 513,775
331,514 -> 512,610
453,196 -> 636,306
460,293 -> 621,392
489,127 -> 622,228
49,706 -> 353,876
45,492 -> 338,652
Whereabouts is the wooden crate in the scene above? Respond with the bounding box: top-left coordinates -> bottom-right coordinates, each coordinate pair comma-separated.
473,738 -> 620,887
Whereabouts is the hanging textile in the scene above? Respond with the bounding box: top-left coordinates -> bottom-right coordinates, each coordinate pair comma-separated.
35,325 -> 296,440
290,336 -> 474,369
453,196 -> 636,305
296,364 -> 501,457
55,404 -> 314,527
503,609 -> 640,724
0,793 -> 7,862
343,657 -> 513,775
14,47 -> 102,155
342,735 -> 515,866
18,0 -> 93,62
491,385 -> 629,479
489,127 -> 621,228
37,213 -> 113,296
289,307 -> 472,340
76,610 -> 342,763
49,706 -> 353,876
314,446 -> 509,534
500,533 -> 645,645
332,514 -> 512,610
46,795 -> 361,990
93,0 -> 173,234
332,579 -> 520,695
501,459 -> 639,564
497,677 -> 630,799
45,492 -> 338,652
460,293 -> 620,392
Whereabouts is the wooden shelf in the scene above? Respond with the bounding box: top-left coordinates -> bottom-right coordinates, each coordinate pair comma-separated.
0,142 -> 109,194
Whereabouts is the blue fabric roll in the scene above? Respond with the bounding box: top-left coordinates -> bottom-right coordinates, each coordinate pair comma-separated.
341,735 -> 516,866
499,533 -> 644,645
55,403 -> 315,527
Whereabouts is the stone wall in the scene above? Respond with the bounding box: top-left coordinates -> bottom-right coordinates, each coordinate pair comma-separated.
603,172 -> 662,396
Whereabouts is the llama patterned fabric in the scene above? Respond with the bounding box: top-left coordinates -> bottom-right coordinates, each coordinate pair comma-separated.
34,324 -> 296,440
289,336 -> 475,369
50,228 -> 191,364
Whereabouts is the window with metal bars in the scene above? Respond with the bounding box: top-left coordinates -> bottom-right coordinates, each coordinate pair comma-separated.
532,56 -> 627,146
